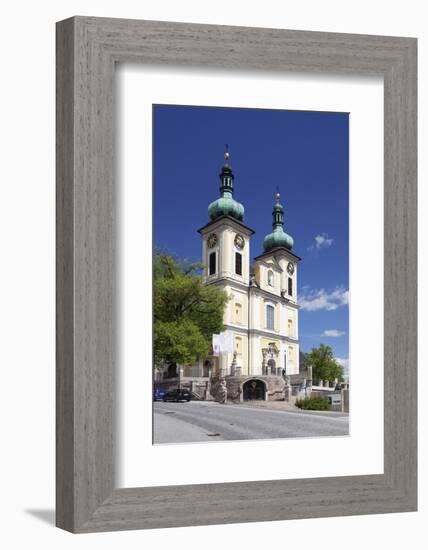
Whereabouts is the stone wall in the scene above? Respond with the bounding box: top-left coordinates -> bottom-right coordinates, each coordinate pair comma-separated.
211,375 -> 286,403
265,375 -> 287,401
158,374 -> 326,404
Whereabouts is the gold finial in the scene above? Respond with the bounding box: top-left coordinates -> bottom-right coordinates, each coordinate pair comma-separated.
276,186 -> 281,203
224,143 -> 230,162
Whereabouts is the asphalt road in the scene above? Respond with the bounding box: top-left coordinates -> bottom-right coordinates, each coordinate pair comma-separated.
153,401 -> 349,444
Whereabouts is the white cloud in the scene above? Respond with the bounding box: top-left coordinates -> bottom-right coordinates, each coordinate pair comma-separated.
300,287 -> 349,312
308,233 -> 334,253
322,329 -> 346,337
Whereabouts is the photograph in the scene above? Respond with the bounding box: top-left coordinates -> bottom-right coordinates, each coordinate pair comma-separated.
152,104 -> 350,444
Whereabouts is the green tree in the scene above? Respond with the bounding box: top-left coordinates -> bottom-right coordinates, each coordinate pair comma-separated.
307,343 -> 344,383
153,250 -> 228,370
154,319 -> 208,367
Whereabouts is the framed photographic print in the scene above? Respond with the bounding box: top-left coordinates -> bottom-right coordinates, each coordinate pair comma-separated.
56,16 -> 417,532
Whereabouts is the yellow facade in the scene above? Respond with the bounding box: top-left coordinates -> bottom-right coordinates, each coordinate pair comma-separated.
259,297 -> 265,330
198,202 -> 300,377
275,303 -> 280,333
234,333 -> 248,375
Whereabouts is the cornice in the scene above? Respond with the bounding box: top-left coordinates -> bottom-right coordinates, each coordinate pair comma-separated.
254,246 -> 302,263
197,215 -> 255,236
223,323 -> 299,344
206,276 -> 300,309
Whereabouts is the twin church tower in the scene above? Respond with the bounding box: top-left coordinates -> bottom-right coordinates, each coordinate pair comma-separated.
189,149 -> 301,380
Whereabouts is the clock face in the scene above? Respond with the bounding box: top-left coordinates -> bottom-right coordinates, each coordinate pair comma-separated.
234,234 -> 245,250
287,262 -> 295,275
207,233 -> 217,248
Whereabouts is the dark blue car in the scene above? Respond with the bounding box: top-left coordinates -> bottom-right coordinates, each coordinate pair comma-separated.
153,387 -> 166,401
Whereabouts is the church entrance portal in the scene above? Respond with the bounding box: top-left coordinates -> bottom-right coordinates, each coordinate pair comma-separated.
243,379 -> 266,401
267,358 -> 276,372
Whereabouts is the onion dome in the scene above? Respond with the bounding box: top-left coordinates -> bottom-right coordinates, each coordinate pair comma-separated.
208,149 -> 245,222
263,190 -> 294,251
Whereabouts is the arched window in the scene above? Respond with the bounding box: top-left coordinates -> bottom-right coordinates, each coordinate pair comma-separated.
266,304 -> 275,330
234,302 -> 242,323
235,252 -> 242,275
209,252 -> 216,275
235,336 -> 242,353
288,345 -> 294,362
288,276 -> 293,296
288,318 -> 293,336
267,270 -> 274,286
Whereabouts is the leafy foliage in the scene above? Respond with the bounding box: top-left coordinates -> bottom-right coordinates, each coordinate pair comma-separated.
307,343 -> 344,383
295,396 -> 330,411
154,319 -> 209,367
153,250 -> 228,369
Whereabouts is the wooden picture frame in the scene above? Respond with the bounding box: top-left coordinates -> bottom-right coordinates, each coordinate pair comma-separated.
56,16 -> 417,533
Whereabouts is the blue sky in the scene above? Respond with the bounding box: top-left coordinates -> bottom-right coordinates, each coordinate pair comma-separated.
153,104 -> 349,366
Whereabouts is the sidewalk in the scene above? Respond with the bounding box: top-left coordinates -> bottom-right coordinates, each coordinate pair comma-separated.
228,399 -> 349,417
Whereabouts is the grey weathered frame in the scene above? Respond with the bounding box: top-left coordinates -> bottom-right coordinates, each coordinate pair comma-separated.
56,16 -> 417,533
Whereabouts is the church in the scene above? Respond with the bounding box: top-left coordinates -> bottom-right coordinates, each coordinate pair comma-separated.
184,150 -> 301,398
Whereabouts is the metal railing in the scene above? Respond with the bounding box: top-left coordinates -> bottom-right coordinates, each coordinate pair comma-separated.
262,366 -> 283,376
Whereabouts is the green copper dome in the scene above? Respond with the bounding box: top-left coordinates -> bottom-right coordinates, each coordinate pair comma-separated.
208,155 -> 245,222
263,192 -> 294,251
263,228 -> 294,251
208,195 -> 245,221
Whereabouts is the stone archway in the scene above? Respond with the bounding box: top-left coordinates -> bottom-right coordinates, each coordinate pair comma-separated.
242,379 -> 267,401
262,344 -> 280,375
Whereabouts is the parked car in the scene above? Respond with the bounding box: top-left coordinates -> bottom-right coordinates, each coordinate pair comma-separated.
153,387 -> 166,402
163,389 -> 191,402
